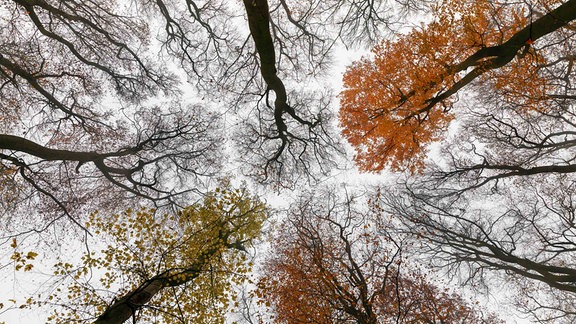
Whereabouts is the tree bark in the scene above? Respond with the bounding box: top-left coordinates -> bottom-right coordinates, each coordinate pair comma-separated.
0,134 -> 100,162
93,279 -> 164,324
93,246 -> 222,324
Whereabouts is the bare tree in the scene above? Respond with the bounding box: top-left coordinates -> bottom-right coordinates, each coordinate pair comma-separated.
0,0 -> 228,234
140,0 -> 428,185
1,0 -> 428,231
382,173 -> 576,322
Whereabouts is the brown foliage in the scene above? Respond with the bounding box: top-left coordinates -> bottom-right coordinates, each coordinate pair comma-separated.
258,190 -> 496,323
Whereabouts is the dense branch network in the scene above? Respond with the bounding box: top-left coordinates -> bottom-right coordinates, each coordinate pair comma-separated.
259,188 -> 498,323
383,180 -> 576,291
242,0 -> 324,179
0,0 -> 222,227
2,0 -> 409,218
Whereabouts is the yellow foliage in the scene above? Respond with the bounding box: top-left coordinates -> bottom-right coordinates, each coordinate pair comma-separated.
10,241 -> 37,273
42,184 -> 267,323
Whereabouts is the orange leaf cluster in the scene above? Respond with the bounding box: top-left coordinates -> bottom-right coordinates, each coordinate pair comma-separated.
258,244 -> 336,323
259,221 -> 498,323
339,0 -> 549,172
487,52 -> 551,111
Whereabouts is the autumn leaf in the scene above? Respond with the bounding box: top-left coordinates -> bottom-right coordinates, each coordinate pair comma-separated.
25,252 -> 38,260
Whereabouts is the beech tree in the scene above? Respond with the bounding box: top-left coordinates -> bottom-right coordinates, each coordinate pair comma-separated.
9,185 -> 267,323
338,0 -> 576,321
380,174 -> 576,322
340,0 -> 576,171
378,91 -> 576,321
258,189 -> 497,323
0,0 -> 222,232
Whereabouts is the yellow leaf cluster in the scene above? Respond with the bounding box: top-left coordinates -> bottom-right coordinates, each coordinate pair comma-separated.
42,184 -> 267,323
9,239 -> 38,272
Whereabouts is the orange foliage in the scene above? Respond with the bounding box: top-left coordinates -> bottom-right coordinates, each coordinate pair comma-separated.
488,52 -> 550,111
259,217 -> 497,323
258,241 -> 337,323
339,0 -> 553,172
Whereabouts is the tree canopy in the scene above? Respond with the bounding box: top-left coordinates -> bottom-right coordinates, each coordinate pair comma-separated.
258,189 -> 499,323
340,0 -> 576,171
12,185 -> 267,323
339,0 -> 576,321
4,0 -> 576,323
